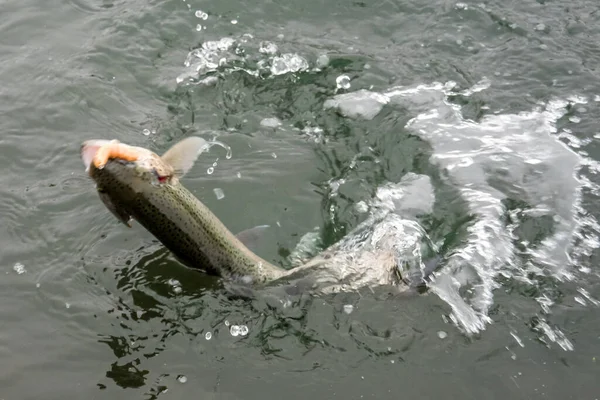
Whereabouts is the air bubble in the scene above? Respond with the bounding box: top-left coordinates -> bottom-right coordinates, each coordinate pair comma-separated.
195,10 -> 208,19
336,75 -> 351,90
205,331 -> 212,340
224,320 -> 230,326
196,24 -> 202,31
231,19 -> 238,24
207,167 -> 214,174
230,325 -> 240,337
168,278 -> 182,293
177,375 -> 187,383
271,153 -> 277,159
343,304 -> 354,314
437,331 -> 448,339
142,129 -> 150,136
236,172 -> 241,178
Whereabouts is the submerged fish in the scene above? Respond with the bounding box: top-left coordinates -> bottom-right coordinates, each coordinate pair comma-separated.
81,137 -> 437,293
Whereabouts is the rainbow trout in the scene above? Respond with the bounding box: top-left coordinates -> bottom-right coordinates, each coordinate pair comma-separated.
81,137 -> 436,292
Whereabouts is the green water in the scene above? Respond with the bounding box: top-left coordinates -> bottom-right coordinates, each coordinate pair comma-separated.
1,0 -> 600,398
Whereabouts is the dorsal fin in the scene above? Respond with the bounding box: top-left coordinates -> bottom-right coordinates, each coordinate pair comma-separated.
161,137 -> 210,178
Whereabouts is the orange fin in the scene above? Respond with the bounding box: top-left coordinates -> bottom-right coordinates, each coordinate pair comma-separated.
93,140 -> 140,169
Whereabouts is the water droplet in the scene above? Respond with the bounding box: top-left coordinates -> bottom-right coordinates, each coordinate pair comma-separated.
207,167 -> 214,174
343,304 -> 354,314
437,331 -> 447,339
196,24 -> 202,31
336,74 -> 351,90
177,375 -> 187,383
13,262 -> 26,274
231,19 -> 238,24
213,188 -> 225,200
205,331 -> 212,340
142,129 -> 150,136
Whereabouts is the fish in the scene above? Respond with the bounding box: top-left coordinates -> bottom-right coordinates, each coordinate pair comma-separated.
81,137 -> 438,293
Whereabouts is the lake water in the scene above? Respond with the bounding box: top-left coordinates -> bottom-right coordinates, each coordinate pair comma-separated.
1,0 -> 600,398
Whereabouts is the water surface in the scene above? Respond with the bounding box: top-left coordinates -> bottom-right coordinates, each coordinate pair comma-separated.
1,0 -> 600,398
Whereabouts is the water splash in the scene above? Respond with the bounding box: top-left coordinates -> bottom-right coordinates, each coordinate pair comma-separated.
325,79 -> 600,345
176,34 -> 310,84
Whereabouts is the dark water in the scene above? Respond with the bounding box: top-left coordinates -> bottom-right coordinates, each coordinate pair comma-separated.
2,0 -> 600,398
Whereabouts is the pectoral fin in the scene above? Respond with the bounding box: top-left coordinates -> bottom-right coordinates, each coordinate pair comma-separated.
236,225 -> 270,251
161,137 -> 210,179
98,190 -> 132,227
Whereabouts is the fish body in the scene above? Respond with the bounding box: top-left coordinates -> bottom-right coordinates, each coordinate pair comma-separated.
82,138 -> 285,284
81,138 -> 435,293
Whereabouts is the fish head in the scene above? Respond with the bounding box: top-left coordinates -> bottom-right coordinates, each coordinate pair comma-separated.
80,136 -> 211,225
81,139 -> 176,188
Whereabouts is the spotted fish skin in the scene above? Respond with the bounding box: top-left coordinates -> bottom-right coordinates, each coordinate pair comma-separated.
83,140 -> 286,284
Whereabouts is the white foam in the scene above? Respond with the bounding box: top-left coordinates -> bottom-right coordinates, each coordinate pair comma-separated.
323,89 -> 389,120
328,80 -> 599,343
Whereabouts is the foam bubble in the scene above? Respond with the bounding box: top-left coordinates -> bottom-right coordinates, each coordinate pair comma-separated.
13,262 -> 26,274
